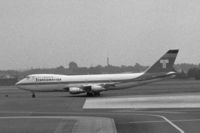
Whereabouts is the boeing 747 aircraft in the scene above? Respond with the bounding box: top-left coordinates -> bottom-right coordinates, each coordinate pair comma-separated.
16,49 -> 179,98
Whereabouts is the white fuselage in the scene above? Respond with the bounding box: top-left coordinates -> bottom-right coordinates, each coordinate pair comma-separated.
16,73 -> 144,92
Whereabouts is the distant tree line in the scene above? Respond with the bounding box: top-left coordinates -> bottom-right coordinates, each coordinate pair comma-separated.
0,62 -> 200,80
15,62 -> 147,79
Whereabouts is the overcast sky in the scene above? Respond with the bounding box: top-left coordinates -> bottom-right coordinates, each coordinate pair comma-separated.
0,0 -> 200,70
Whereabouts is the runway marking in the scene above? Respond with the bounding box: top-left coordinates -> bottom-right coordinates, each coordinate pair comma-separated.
83,94 -> 200,109
129,118 -> 200,124
0,116 -> 87,119
134,114 -> 185,133
157,115 -> 184,133
112,110 -> 186,114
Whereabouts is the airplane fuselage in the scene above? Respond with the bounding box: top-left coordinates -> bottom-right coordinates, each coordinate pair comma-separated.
16,73 -> 144,92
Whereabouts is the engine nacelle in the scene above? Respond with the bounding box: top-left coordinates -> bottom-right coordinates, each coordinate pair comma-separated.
69,87 -> 85,94
91,85 -> 105,92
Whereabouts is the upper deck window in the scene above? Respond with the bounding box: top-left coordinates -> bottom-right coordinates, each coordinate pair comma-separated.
25,76 -> 36,81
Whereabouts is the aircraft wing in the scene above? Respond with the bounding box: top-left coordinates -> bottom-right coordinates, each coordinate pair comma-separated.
80,83 -> 116,92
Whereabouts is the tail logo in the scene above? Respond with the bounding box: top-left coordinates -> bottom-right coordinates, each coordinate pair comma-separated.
160,59 -> 169,69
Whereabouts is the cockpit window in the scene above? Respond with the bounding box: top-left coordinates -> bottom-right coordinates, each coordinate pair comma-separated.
25,76 -> 35,80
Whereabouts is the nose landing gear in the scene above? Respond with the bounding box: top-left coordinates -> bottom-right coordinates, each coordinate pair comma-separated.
32,92 -> 36,98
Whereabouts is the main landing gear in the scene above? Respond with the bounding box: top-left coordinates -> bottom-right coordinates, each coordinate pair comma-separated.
87,92 -> 100,97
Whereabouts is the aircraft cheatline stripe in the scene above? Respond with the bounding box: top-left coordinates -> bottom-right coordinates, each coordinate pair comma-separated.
17,79 -> 126,86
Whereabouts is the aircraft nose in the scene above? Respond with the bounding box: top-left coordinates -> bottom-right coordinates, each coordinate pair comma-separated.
15,80 -> 24,89
15,81 -> 21,87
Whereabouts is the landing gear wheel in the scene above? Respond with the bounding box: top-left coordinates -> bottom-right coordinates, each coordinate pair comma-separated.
32,93 -> 36,98
87,92 -> 93,97
86,92 -> 100,97
94,92 -> 100,96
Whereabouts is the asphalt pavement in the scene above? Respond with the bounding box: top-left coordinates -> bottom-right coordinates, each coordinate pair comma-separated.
0,80 -> 200,133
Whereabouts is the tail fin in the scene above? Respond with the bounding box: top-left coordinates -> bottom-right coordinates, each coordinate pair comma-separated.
145,49 -> 179,73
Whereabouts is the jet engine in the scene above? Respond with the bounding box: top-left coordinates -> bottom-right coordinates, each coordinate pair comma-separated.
91,85 -> 105,92
69,87 -> 85,94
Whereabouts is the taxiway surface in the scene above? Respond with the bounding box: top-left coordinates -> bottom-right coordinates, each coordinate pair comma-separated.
0,80 -> 200,133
